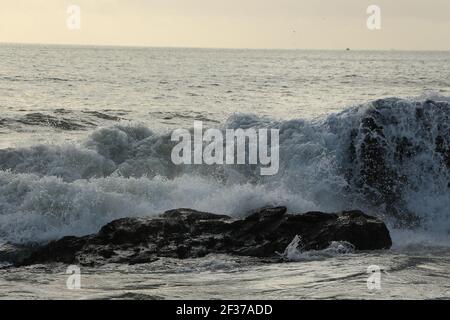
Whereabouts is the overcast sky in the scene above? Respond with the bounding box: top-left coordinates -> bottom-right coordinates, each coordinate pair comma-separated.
1,0 -> 449,50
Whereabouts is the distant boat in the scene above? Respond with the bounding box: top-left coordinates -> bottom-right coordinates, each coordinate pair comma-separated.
346,48 -> 350,51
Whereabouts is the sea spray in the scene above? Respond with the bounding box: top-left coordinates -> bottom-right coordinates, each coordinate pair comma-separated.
0,97 -> 448,245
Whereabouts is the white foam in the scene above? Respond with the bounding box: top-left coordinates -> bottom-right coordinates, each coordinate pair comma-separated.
0,172 -> 318,243
279,235 -> 355,261
0,97 -> 448,245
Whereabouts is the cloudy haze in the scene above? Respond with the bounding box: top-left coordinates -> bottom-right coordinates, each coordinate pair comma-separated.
1,0 -> 449,50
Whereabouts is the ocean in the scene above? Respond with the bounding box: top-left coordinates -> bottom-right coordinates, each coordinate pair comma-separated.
0,44 -> 449,299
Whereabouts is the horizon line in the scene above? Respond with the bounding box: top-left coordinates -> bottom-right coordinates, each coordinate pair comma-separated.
1,41 -> 450,52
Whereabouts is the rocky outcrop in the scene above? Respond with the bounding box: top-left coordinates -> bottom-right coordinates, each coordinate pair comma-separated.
18,207 -> 392,266
346,99 -> 450,227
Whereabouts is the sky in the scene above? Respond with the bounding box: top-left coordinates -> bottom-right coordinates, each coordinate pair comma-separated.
1,0 -> 449,50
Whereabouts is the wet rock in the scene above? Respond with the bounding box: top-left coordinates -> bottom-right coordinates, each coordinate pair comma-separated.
346,98 -> 450,227
19,207 -> 392,266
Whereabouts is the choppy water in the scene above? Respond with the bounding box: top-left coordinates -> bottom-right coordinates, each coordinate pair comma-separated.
1,44 -> 449,146
1,251 -> 449,300
0,44 -> 449,299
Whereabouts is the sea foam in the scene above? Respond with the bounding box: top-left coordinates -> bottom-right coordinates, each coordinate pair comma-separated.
0,97 -> 448,245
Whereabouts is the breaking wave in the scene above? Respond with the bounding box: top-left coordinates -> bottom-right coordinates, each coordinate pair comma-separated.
279,235 -> 355,261
0,96 -> 449,245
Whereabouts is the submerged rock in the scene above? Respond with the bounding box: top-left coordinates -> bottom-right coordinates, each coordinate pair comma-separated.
17,207 -> 392,266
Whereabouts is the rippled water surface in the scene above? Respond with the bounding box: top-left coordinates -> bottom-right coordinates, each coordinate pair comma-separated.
1,250 -> 449,300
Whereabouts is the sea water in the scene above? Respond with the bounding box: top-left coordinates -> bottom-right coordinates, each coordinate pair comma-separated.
0,44 -> 449,299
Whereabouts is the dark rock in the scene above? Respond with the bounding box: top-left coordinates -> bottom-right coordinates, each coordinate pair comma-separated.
19,207 -> 392,266
345,98 -> 450,228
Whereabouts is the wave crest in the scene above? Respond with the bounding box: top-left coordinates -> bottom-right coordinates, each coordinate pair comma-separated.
0,96 -> 449,244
